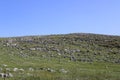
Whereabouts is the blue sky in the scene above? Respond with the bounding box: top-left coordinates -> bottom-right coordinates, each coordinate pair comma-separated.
0,0 -> 120,37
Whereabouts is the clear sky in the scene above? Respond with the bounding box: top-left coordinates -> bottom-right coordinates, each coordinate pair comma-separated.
0,0 -> 120,37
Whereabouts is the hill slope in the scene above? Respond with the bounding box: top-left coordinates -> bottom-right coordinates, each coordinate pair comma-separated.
0,33 -> 120,80
1,33 -> 120,63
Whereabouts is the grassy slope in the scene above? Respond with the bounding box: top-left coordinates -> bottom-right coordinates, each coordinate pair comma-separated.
0,33 -> 120,80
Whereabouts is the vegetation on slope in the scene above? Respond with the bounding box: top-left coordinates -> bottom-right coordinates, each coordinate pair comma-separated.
0,33 -> 120,80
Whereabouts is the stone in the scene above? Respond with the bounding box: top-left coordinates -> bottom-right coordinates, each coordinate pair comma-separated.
13,68 -> 18,72
59,69 -> 68,74
29,68 -> 34,71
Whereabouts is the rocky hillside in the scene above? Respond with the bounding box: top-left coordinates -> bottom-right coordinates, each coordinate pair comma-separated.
0,33 -> 120,63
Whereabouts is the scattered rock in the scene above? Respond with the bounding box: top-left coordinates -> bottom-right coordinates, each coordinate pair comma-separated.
19,68 -> 24,72
13,68 -> 19,72
6,68 -> 11,71
29,68 -> 34,71
59,69 -> 68,74
0,73 -> 13,78
2,64 -> 7,67
47,68 -> 55,72
30,48 -> 36,51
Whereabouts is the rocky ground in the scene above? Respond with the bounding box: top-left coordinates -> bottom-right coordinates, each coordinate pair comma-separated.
1,33 -> 120,63
0,33 -> 120,80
